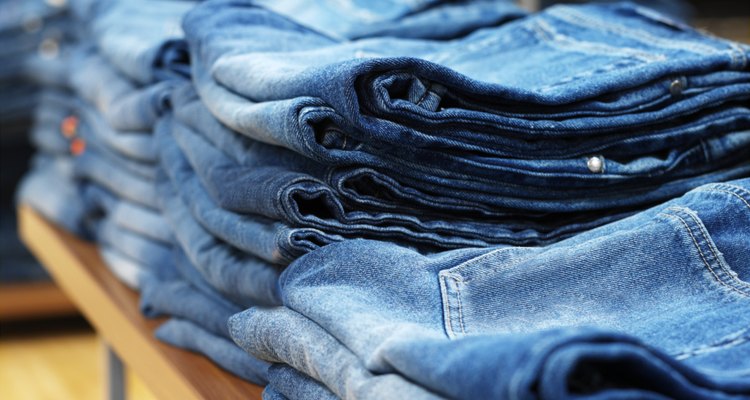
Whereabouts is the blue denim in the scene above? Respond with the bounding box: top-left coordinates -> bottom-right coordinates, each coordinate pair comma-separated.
170,245 -> 246,311
99,245 -> 148,289
264,364 -> 338,400
231,179 -> 750,399
155,318 -> 270,385
155,164 -> 282,307
73,95 -> 157,163
251,0 -> 525,41
140,275 -> 240,338
170,85 -> 653,246
88,0 -> 194,84
80,183 -> 172,244
17,155 -> 89,237
69,48 -> 176,131
72,149 -> 159,210
185,2 -> 750,206
157,115 -> 345,265
29,91 -> 74,155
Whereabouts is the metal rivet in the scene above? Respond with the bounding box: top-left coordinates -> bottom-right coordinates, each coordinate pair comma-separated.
39,38 -> 59,59
23,17 -> 43,33
46,0 -> 67,8
587,156 -> 604,174
669,78 -> 684,96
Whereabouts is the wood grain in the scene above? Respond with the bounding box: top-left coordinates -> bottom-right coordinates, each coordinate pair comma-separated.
17,205 -> 264,400
0,281 -> 78,320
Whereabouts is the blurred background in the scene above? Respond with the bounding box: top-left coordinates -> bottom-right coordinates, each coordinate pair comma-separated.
0,0 -> 747,399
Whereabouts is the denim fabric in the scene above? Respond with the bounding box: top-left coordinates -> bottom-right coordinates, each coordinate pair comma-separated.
89,0 -> 194,84
16,155 -> 89,237
171,84 -> 659,246
29,91 -> 74,155
155,318 -> 271,385
172,95 -> 645,249
140,275 -> 240,338
155,164 -> 282,306
157,115 -> 345,264
251,0 -> 525,41
170,245 -> 246,311
264,364 -> 339,400
185,2 -> 750,204
73,96 -> 157,163
99,245 -> 146,289
80,183 -> 172,244
72,149 -> 158,210
93,218 -> 172,273
69,48 -> 176,131
231,179 -> 750,399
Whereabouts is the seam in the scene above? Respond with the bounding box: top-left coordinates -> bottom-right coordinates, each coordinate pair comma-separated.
673,327 -> 750,360
451,274 -> 467,336
415,81 -> 432,107
683,206 -> 750,290
661,210 -> 750,297
696,186 -> 750,212
439,272 -> 457,339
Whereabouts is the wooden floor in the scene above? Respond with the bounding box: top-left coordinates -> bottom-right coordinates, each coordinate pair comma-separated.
0,317 -> 157,400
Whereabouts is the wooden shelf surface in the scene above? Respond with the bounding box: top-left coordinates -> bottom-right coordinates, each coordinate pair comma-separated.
0,280 -> 78,321
17,205 -> 264,400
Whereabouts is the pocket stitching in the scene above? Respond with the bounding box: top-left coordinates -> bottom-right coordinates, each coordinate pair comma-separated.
661,208 -> 750,297
440,247 -> 522,339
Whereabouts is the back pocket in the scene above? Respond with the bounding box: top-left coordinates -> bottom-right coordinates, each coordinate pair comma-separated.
439,201 -> 750,342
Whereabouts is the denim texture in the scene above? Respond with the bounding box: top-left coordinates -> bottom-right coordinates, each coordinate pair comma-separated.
231,179 -> 750,399
16,155 -> 90,238
184,1 -> 750,213
88,0 -> 194,84
156,164 -> 282,307
141,275 -> 240,338
172,87 -> 652,250
155,318 -> 271,385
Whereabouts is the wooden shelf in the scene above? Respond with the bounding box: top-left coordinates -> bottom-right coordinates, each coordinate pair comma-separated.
17,205 -> 264,400
0,281 -> 78,321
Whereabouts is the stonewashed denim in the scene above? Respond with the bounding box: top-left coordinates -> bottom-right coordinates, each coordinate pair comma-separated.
170,85 -> 668,245
190,1 -> 750,152
155,165 -> 282,307
155,318 -> 270,385
170,245 -> 245,311
73,95 -> 157,163
157,115 -> 345,265
73,105 -> 157,179
140,275 -> 240,338
185,1 -> 750,197
88,0 -> 194,84
69,48 -> 176,132
251,0 -> 525,41
80,184 -> 172,244
231,179 -> 750,399
29,91 -> 75,155
16,155 -> 89,237
99,245 -> 157,290
73,149 -> 159,210
263,364 -> 337,400
171,92 -> 649,249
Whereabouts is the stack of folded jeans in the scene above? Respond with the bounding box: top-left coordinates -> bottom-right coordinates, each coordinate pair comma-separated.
147,0 -> 531,384
13,0 -> 750,398
177,0 -> 749,398
232,178 -> 750,399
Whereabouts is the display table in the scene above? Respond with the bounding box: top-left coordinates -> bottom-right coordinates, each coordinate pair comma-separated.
18,205 -> 264,400
0,281 -> 77,321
